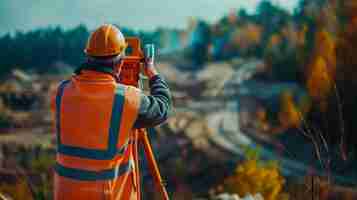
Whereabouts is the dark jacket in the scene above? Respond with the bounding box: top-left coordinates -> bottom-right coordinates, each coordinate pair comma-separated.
134,75 -> 172,128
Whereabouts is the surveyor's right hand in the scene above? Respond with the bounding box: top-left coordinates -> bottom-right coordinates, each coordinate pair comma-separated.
144,59 -> 159,79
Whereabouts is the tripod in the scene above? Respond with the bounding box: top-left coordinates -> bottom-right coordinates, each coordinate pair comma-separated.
132,129 -> 170,200
118,37 -> 170,200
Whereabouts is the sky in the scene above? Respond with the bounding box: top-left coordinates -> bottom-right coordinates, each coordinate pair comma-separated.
0,0 -> 299,36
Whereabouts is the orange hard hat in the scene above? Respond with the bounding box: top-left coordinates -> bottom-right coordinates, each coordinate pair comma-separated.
84,24 -> 127,57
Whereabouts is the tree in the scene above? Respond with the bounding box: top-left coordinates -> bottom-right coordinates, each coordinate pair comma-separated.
186,20 -> 211,67
306,56 -> 333,103
0,25 -> 161,76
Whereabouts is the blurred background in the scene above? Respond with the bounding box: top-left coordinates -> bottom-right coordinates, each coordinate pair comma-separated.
1,0 -> 357,199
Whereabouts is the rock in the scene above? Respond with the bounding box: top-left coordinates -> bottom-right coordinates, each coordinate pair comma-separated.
214,193 -> 241,200
213,193 -> 265,200
241,194 -> 256,200
195,62 -> 234,98
252,194 -> 264,200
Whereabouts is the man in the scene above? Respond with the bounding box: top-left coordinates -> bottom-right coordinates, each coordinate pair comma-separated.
51,24 -> 171,200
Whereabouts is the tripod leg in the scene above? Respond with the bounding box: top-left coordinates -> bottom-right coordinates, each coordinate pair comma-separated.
133,131 -> 141,200
138,129 -> 170,200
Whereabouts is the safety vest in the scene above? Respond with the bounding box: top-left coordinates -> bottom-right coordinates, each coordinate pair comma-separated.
53,70 -> 141,200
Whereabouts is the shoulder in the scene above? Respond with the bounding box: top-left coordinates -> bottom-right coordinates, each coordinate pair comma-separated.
123,85 -> 142,98
50,79 -> 71,111
58,79 -> 72,87
116,84 -> 142,110
52,79 -> 72,94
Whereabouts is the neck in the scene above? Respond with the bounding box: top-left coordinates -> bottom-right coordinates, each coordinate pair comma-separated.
75,63 -> 113,73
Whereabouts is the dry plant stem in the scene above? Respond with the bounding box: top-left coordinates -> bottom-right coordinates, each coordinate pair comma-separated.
332,83 -> 347,161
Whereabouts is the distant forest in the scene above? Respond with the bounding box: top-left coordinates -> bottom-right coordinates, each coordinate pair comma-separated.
0,24 -> 164,75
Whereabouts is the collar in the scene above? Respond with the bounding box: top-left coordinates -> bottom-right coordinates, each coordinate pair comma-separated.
74,62 -> 120,82
75,63 -> 115,75
74,69 -> 117,82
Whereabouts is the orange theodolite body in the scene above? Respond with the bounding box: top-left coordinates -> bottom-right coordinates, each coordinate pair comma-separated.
117,37 -> 144,88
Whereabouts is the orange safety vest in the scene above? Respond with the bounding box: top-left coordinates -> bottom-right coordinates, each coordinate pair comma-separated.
52,70 -> 141,200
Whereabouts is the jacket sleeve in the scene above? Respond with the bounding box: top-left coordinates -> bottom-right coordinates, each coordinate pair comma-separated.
133,75 -> 172,128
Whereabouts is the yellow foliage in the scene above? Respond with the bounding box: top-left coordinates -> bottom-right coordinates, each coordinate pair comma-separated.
232,23 -> 262,50
315,30 -> 336,75
223,158 -> 286,200
245,24 -> 262,44
0,180 -> 33,200
254,107 -> 270,132
306,30 -> 336,96
279,91 -> 303,128
307,56 -> 333,101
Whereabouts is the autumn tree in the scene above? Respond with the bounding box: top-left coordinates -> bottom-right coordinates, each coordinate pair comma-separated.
186,19 -> 211,67
306,29 -> 336,112
231,23 -> 263,57
264,23 -> 306,82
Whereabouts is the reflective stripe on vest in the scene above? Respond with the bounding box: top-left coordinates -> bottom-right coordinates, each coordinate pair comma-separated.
55,80 -> 125,160
54,160 -> 133,181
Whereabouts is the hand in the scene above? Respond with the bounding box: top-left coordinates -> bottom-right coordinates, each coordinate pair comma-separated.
144,58 -> 158,79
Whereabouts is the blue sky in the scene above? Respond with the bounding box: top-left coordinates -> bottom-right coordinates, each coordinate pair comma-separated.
0,0 -> 299,35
